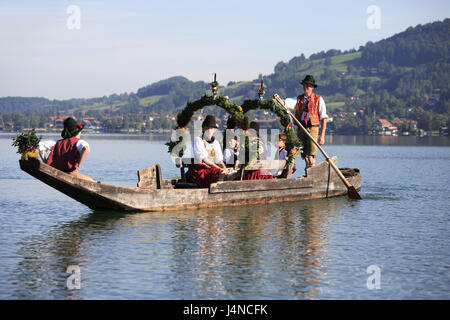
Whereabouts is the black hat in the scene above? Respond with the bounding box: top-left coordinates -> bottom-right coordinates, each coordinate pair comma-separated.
202,115 -> 218,128
226,116 -> 236,129
250,121 -> 260,137
301,75 -> 318,88
239,115 -> 250,131
249,121 -> 260,132
61,117 -> 84,139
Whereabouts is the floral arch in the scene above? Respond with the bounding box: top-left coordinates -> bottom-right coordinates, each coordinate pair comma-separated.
166,78 -> 301,164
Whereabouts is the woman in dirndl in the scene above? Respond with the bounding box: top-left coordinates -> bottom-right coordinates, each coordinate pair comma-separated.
186,115 -> 229,188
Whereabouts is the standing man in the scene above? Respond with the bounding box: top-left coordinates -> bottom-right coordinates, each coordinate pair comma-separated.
274,75 -> 328,174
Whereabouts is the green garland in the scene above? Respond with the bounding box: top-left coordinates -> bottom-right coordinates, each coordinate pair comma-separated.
167,87 -> 302,165
175,94 -> 245,129
241,99 -> 290,127
165,128 -> 190,157
284,125 -> 301,164
210,80 -> 219,92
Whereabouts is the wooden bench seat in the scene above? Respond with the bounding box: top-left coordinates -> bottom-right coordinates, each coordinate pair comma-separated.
174,158 -> 294,184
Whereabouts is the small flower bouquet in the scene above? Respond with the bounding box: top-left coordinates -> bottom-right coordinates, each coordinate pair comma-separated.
257,86 -> 266,100
12,129 -> 42,160
210,80 -> 219,96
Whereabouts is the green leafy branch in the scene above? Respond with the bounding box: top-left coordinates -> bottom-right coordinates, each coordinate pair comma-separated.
12,129 -> 42,155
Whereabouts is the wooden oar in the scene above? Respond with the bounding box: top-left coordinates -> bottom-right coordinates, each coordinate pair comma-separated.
278,100 -> 362,200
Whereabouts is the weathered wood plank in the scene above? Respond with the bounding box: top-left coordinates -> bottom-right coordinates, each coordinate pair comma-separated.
19,156 -> 362,212
137,164 -> 164,189
245,160 -> 287,170
209,177 -> 313,194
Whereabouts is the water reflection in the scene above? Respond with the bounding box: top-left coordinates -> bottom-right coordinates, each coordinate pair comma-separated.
163,200 -> 347,299
11,212 -> 129,299
12,199 -> 349,299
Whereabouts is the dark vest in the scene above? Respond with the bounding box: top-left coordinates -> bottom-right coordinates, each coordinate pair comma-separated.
295,92 -> 321,126
46,137 -> 81,173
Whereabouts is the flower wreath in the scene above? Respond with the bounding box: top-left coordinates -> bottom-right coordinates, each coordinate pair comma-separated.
166,78 -> 302,164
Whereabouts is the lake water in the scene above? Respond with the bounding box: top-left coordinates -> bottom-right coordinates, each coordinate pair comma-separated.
0,133 -> 449,299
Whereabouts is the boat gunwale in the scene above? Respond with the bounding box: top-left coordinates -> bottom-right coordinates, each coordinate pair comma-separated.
19,157 -> 362,212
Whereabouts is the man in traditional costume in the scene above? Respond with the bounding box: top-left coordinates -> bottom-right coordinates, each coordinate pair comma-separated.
46,117 -> 94,181
274,75 -> 328,174
186,115 -> 229,188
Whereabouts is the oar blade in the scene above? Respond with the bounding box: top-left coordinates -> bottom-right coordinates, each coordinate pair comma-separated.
347,186 -> 363,200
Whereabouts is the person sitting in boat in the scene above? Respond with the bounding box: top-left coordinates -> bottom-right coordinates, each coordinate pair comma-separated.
273,133 -> 287,177
45,117 -> 95,181
223,115 -> 236,151
223,116 -> 239,168
185,115 -> 229,188
223,135 -> 239,168
244,121 -> 272,180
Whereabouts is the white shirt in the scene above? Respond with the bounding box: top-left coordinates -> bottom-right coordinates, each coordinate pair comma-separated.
271,148 -> 288,177
278,148 -> 287,161
223,148 -> 238,164
39,138 -> 90,154
75,139 -> 90,153
39,139 -> 58,154
284,96 -> 328,121
193,136 -> 223,164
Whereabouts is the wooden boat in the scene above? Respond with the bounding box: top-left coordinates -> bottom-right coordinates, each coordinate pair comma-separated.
19,157 -> 361,212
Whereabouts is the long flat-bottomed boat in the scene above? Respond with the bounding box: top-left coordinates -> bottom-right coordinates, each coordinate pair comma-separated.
19,157 -> 361,212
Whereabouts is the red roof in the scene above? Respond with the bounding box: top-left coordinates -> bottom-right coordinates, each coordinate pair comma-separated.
378,119 -> 392,127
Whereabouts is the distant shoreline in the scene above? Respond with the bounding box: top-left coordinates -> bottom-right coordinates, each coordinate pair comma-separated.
0,131 -> 448,137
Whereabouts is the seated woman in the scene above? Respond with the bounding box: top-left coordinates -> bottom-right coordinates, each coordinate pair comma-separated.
223,135 -> 239,168
223,116 -> 239,168
46,117 -> 95,182
244,121 -> 273,180
223,116 -> 236,151
186,115 -> 229,188
272,133 -> 288,177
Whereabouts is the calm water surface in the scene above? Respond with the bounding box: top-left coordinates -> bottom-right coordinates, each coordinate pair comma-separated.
0,134 -> 449,299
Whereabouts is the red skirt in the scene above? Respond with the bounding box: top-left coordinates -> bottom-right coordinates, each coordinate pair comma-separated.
186,164 -> 221,188
244,170 -> 273,180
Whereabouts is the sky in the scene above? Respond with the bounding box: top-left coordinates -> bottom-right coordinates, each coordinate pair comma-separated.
0,0 -> 449,99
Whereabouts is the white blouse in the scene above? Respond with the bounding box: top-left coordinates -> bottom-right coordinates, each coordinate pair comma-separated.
193,136 -> 223,164
39,138 -> 90,154
223,148 -> 238,164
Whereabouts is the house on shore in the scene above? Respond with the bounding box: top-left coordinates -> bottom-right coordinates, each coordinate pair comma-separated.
375,119 -> 398,136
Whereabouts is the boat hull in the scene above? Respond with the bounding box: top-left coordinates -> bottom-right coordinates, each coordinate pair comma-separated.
19,157 -> 361,212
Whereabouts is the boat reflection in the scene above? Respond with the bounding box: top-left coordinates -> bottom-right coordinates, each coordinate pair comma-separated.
166,199 -> 346,299
12,199 -> 348,299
